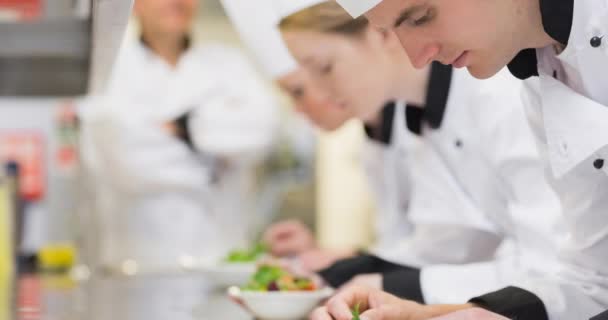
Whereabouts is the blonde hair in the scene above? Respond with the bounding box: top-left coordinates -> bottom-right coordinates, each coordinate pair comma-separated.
279,1 -> 369,37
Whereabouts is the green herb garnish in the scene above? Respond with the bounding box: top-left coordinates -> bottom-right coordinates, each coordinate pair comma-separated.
225,243 -> 268,263
242,265 -> 317,292
352,303 -> 361,320
243,265 -> 286,291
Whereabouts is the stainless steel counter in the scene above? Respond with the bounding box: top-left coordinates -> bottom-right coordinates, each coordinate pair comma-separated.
19,273 -> 253,320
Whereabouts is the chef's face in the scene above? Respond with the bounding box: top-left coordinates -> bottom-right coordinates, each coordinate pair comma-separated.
282,29 -> 394,122
365,0 -> 523,79
135,0 -> 198,36
278,69 -> 354,131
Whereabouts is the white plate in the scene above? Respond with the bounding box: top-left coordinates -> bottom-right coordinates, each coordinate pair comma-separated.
228,286 -> 334,320
199,263 -> 257,288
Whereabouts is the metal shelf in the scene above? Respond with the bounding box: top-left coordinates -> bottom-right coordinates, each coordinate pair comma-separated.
0,0 -> 133,97
0,19 -> 90,58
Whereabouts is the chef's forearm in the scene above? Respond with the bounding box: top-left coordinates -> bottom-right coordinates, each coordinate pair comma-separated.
414,303 -> 478,319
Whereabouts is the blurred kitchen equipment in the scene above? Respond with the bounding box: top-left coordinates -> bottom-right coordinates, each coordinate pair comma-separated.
0,0 -> 133,96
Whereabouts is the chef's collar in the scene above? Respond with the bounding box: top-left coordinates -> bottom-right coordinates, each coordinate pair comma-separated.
140,34 -> 192,54
364,101 -> 396,145
405,62 -> 453,136
507,0 -> 574,79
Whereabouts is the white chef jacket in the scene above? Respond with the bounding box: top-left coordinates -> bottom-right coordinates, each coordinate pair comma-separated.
380,133 -> 505,269
361,101 -> 414,254
401,66 -> 564,304
316,97 -> 512,296
471,0 -> 608,318
317,66 -> 559,303
80,37 -> 279,270
364,101 -> 502,268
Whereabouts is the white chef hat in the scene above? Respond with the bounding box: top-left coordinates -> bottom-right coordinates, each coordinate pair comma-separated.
335,0 -> 383,17
221,0 -> 297,78
273,0 -> 327,20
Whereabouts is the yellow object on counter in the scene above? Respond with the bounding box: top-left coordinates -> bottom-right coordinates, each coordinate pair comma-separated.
0,272 -> 10,320
0,180 -> 14,320
0,179 -> 13,278
38,244 -> 76,272
41,274 -> 77,290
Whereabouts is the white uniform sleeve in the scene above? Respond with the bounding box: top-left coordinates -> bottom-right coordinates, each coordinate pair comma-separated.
362,138 -> 414,254
420,252 -> 521,304
81,96 -> 211,196
375,130 -> 503,269
187,47 -> 280,161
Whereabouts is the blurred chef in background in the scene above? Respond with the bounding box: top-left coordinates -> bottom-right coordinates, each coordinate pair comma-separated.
221,0 -> 418,271
79,0 -> 279,270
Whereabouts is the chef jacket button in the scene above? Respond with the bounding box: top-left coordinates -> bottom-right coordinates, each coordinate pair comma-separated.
455,139 -> 463,148
590,36 -> 603,48
593,158 -> 604,170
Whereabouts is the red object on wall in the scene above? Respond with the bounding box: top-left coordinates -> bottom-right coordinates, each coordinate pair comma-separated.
55,102 -> 79,174
0,131 -> 46,201
17,276 -> 42,320
0,0 -> 42,21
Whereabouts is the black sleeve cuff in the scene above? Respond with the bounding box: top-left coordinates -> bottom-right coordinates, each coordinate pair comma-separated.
318,254 -> 406,288
174,111 -> 195,150
382,268 -> 423,303
469,286 -> 549,320
592,310 -> 608,320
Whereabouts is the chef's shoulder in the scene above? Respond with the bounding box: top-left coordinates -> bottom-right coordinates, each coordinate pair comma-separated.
190,42 -> 260,75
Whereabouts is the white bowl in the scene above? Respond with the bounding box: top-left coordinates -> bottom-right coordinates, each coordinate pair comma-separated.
228,286 -> 334,320
199,263 -> 257,288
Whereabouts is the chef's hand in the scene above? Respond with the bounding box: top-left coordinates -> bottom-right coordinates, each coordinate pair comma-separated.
341,274 -> 382,291
310,285 -> 425,320
227,287 -> 253,314
263,220 -> 316,256
298,248 -> 356,272
428,308 -> 508,320
162,122 -> 179,136
310,285 -> 475,320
